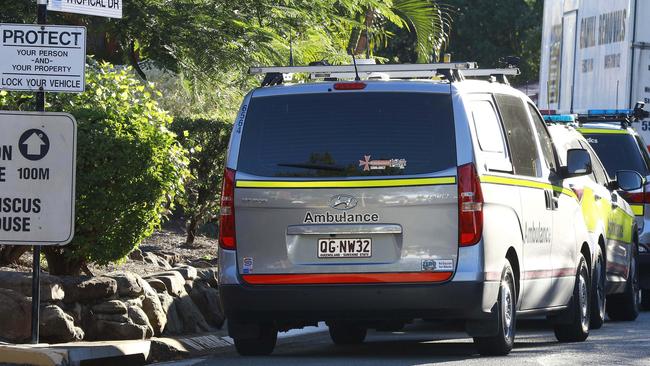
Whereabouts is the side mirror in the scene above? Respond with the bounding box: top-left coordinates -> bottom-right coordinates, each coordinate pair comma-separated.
565,149 -> 592,177
615,170 -> 644,191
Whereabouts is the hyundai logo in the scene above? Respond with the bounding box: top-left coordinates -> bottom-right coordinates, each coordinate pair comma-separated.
330,194 -> 358,210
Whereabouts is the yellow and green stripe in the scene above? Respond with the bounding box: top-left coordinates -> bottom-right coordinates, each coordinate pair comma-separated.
630,204 -> 644,216
480,175 -> 578,200
577,128 -> 629,135
236,176 -> 456,189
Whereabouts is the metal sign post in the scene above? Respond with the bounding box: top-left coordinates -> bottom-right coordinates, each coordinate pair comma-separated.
31,0 -> 47,344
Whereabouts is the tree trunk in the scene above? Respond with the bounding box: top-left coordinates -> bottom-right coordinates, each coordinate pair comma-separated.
0,245 -> 30,266
43,247 -> 84,276
354,9 -> 375,56
185,217 -> 198,247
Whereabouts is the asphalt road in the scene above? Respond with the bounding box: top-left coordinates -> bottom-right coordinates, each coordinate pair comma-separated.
156,312 -> 650,366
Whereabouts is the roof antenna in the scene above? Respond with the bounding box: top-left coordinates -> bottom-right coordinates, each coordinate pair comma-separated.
351,52 -> 361,81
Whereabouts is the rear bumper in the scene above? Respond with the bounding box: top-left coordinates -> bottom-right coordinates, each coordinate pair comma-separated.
220,279 -> 499,323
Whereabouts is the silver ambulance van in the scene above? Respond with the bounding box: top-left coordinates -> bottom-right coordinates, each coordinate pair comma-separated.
217,63 -> 609,356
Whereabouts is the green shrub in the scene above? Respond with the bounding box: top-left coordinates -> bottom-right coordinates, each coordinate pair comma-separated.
170,117 -> 232,245
1,61 -> 189,275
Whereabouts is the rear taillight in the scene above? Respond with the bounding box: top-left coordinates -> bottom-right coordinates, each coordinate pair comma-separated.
458,163 -> 483,246
219,168 -> 236,250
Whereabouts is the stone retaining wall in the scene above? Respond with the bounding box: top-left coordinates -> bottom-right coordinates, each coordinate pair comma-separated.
0,265 -> 224,343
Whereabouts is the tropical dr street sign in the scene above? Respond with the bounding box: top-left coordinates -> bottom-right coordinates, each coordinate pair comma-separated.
0,111 -> 77,246
48,0 -> 123,19
0,23 -> 86,92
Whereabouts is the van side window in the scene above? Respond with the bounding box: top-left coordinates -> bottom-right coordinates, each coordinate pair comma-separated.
634,135 -> 650,174
495,95 -> 540,177
471,101 -> 506,153
528,103 -> 558,173
580,140 -> 609,184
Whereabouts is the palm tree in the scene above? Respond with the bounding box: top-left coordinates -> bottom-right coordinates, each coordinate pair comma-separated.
347,0 -> 454,62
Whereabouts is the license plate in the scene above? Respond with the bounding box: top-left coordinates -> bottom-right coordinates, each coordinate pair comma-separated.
318,238 -> 372,258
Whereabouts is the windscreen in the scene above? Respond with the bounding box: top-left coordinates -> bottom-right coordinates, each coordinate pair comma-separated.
583,134 -> 650,177
237,92 -> 456,178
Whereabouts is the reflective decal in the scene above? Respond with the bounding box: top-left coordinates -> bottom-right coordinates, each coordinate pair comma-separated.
236,176 -> 455,189
358,155 -> 407,171
242,257 -> 253,274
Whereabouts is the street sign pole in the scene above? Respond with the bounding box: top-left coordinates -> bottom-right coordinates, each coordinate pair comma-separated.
31,0 -> 47,345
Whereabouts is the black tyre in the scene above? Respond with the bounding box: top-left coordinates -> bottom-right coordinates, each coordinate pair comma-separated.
641,289 -> 650,311
554,254 -> 590,342
590,246 -> 606,329
329,322 -> 367,345
473,261 -> 516,356
233,324 -> 278,356
607,246 -> 640,321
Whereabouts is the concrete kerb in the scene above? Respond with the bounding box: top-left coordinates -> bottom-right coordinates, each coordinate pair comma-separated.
0,340 -> 151,366
0,344 -> 67,366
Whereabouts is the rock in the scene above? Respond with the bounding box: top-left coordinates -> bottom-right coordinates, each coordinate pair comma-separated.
124,296 -> 144,308
93,300 -> 127,315
196,268 -> 218,288
184,281 -> 194,295
40,305 -> 84,343
93,320 -> 148,340
162,300 -> 183,335
0,288 -> 31,342
144,252 -> 172,269
93,313 -> 130,323
128,248 -> 145,261
66,302 -> 83,323
146,272 -> 186,297
190,282 -> 225,329
142,295 -> 166,336
173,266 -> 197,281
60,276 -> 117,303
189,259 -> 217,269
0,271 -> 64,302
147,338 -> 190,363
147,279 -> 167,293
157,292 -> 174,314
177,296 -> 211,333
108,272 -> 144,298
127,305 -> 154,338
158,251 -> 182,266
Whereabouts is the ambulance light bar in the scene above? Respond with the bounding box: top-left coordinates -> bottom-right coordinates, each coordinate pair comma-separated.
587,109 -> 634,116
543,114 -> 575,123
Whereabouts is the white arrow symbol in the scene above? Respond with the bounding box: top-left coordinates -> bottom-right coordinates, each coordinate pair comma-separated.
23,132 -> 46,156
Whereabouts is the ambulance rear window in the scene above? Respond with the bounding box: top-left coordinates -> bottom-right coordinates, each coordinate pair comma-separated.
583,133 -> 649,177
237,92 -> 456,178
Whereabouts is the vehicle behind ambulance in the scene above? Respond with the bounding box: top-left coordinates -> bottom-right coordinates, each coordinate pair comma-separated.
219,62 -> 597,356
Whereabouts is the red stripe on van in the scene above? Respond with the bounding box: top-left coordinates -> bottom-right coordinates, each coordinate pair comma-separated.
242,272 -> 453,285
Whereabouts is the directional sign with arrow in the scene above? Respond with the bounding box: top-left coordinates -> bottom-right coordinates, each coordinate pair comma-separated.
19,129 -> 50,161
0,111 -> 76,246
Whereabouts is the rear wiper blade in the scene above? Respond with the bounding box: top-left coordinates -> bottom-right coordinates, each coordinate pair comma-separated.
277,163 -> 345,171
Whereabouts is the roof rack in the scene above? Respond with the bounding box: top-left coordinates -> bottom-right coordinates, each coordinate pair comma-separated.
249,62 -> 477,75
251,62 -> 486,86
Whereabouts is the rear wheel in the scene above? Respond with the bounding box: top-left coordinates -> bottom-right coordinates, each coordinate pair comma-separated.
607,246 -> 640,321
233,324 -> 278,356
328,322 -> 367,345
473,261 -> 516,356
554,254 -> 590,342
590,246 -> 606,329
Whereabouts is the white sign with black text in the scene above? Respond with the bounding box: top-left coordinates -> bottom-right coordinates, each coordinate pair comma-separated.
48,0 -> 123,19
0,111 -> 77,246
0,23 -> 86,93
